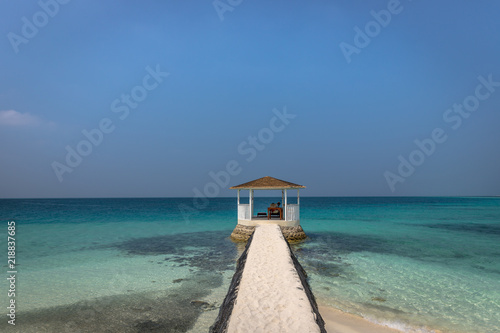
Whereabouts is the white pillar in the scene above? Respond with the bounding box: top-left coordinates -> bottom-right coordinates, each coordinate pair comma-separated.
284,189 -> 288,221
237,189 -> 240,205
297,189 -> 300,205
250,189 -> 254,220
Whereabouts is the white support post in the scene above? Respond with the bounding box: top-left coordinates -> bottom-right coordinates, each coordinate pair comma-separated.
297,189 -> 300,205
237,189 -> 240,205
250,189 -> 254,220
284,189 -> 288,221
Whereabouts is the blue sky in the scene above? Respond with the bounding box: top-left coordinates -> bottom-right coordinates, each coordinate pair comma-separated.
1,0 -> 499,198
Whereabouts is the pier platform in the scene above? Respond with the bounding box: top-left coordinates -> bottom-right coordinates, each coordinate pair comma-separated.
210,224 -> 326,333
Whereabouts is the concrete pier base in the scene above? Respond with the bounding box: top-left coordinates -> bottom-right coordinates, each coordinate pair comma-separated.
211,224 -> 325,333
230,223 -> 307,242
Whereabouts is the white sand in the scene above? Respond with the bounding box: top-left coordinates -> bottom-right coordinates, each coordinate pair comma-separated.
319,306 -> 404,333
227,224 -> 321,332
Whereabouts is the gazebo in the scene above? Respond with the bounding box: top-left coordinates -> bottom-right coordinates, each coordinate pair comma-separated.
229,176 -> 307,242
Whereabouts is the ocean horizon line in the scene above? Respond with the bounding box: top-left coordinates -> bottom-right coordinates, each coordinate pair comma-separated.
1,195 -> 499,200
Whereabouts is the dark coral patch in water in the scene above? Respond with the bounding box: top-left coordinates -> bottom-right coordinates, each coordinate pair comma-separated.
110,230 -> 238,272
14,272 -> 222,333
423,223 -> 500,236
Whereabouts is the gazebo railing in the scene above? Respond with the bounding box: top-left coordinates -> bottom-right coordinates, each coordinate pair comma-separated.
237,203 -> 299,221
286,204 -> 299,221
238,204 -> 251,220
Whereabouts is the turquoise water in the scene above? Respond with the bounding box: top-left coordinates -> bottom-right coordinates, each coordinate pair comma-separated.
0,197 -> 499,332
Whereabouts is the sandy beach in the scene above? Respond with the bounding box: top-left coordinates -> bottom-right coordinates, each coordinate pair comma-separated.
319,306 -> 403,333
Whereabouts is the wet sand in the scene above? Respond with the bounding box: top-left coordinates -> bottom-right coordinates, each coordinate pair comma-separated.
319,306 -> 404,333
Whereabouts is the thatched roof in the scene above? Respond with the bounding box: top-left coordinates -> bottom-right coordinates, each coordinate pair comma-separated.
229,176 -> 306,190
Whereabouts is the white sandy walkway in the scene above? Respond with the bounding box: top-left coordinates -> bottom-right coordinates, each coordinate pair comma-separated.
227,224 -> 321,333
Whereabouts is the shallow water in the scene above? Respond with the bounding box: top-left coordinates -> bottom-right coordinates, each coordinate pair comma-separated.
0,197 -> 499,332
293,197 -> 500,333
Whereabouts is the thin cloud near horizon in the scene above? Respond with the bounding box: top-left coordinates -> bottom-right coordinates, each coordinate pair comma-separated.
0,110 -> 54,128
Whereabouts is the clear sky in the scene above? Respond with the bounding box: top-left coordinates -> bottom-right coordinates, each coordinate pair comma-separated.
1,0 -> 499,198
